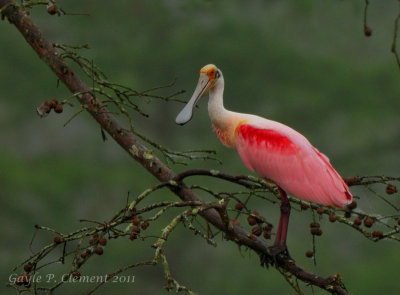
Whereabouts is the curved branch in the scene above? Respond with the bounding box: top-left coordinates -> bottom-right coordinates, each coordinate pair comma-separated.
0,2 -> 349,294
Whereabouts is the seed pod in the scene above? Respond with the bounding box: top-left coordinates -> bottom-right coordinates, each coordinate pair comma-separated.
310,227 -> 319,235
347,201 -> 357,210
263,224 -> 273,233
15,274 -> 25,286
47,4 -> 58,15
364,26 -> 372,37
364,217 -> 375,228
54,104 -> 63,114
305,250 -> 314,258
99,237 -> 107,246
372,230 -> 383,239
386,184 -> 397,195
72,271 -> 81,279
76,259 -> 83,267
37,104 -> 51,117
24,263 -> 33,273
132,216 -> 141,226
344,211 -> 352,218
300,203 -> 309,210
53,236 -> 62,244
94,247 -> 103,255
343,176 -> 360,185
22,274 -> 31,287
141,221 -> 150,230
247,216 -> 257,226
133,226 -> 141,234
310,222 -> 320,228
316,228 -> 323,236
316,207 -> 325,215
251,225 -> 262,236
129,232 -> 138,240
263,232 -> 271,239
249,234 -> 256,241
235,202 -> 244,211
353,217 -> 362,226
329,213 -> 337,223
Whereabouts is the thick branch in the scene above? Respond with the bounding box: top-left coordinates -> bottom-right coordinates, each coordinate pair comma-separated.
0,2 -> 348,294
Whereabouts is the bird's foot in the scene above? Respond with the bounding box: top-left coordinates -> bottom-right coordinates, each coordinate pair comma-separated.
260,245 -> 292,268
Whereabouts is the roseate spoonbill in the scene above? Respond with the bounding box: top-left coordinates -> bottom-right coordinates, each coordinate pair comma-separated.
175,64 -> 352,260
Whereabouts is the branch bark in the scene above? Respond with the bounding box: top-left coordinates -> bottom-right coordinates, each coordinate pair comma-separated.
0,2 -> 348,294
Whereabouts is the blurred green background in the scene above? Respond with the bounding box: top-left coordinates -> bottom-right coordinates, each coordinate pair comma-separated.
1,0 -> 400,294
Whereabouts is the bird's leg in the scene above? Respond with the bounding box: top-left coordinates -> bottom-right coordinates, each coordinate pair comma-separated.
275,187 -> 291,248
261,187 -> 292,267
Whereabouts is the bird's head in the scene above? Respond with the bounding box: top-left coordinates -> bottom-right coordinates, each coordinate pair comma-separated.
175,64 -> 222,125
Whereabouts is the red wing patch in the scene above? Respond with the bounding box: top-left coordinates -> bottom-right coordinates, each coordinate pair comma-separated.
237,124 -> 299,155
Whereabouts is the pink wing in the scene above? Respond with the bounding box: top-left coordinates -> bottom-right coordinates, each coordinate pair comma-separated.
236,123 -> 352,207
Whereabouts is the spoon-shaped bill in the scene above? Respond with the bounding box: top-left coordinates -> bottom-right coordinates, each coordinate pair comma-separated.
175,74 -> 210,125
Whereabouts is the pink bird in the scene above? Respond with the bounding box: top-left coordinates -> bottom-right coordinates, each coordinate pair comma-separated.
176,64 -> 352,260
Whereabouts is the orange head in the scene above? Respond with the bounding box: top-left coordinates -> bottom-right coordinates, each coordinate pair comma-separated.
175,64 -> 222,125
199,64 -> 220,89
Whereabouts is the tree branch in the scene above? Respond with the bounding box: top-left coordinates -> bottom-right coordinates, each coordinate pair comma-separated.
0,1 -> 350,294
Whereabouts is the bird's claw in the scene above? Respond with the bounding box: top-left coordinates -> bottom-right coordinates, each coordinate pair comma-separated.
260,245 -> 292,268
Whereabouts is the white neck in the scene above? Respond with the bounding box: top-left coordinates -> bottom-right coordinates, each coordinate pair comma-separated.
208,76 -> 234,128
207,74 -> 247,147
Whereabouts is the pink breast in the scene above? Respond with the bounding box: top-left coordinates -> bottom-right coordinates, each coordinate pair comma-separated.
213,124 -> 231,146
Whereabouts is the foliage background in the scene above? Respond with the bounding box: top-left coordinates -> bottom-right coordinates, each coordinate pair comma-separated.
1,0 -> 400,294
